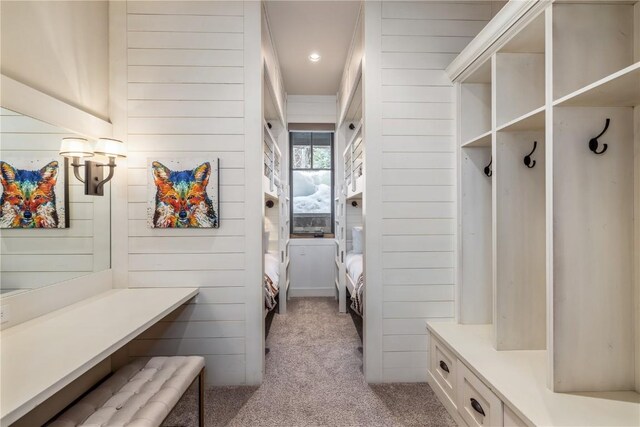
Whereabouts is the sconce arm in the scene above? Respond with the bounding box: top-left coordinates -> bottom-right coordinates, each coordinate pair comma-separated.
95,157 -> 116,193
70,157 -> 86,183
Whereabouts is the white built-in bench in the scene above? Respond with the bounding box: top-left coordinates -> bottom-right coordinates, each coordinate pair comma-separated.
50,356 -> 205,427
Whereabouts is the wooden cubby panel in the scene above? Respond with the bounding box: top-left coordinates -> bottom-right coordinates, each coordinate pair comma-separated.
551,106 -> 635,392
494,131 -> 546,351
495,52 -> 545,128
459,146 -> 492,324
461,83 -> 492,145
553,2 -> 636,101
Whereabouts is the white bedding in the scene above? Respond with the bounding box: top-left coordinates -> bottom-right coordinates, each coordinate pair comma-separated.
345,251 -> 365,316
265,252 -> 280,286
345,252 -> 363,292
264,252 -> 280,310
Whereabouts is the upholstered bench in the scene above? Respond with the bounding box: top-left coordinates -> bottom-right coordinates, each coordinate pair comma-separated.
50,356 -> 205,427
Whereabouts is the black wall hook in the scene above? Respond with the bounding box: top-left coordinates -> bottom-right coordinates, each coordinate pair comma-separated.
524,141 -> 537,168
484,157 -> 492,177
589,118 -> 610,155
349,123 -> 355,130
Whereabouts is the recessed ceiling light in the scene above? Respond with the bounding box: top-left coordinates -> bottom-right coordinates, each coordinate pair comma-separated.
309,52 -> 321,62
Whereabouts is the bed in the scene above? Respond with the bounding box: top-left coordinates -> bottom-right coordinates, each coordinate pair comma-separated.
264,252 -> 280,312
345,251 -> 364,316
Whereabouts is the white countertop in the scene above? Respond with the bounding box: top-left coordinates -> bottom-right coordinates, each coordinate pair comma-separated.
427,322 -> 640,427
0,287 -> 198,426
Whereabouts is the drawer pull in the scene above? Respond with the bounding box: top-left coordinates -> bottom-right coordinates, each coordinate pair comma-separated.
439,360 -> 450,373
470,398 -> 485,417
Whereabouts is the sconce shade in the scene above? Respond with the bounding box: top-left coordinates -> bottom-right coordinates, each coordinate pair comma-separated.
59,137 -> 94,158
94,138 -> 126,158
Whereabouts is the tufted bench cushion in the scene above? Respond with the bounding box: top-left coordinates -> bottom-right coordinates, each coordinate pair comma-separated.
50,356 -> 205,427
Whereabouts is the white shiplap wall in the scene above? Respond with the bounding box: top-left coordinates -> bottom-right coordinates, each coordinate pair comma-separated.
124,1 -> 259,386
287,95 -> 337,124
376,1 -> 492,382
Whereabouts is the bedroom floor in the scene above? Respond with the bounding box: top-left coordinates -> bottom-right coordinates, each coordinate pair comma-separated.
163,297 -> 454,426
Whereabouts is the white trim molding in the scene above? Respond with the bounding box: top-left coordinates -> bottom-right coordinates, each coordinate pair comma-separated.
0,74 -> 112,139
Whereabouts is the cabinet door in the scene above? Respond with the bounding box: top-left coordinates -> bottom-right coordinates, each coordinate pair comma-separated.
457,362 -> 503,427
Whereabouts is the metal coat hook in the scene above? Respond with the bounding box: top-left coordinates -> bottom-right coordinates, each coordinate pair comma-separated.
484,157 -> 492,177
524,141 -> 537,168
589,118 -> 610,155
349,123 -> 355,130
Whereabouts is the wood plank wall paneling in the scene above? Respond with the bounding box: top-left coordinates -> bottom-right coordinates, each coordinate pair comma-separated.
0,110 -> 107,289
287,95 -> 337,124
378,1 -> 491,382
125,1 -> 248,386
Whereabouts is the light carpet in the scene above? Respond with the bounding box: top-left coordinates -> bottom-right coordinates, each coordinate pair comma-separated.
163,297 -> 454,427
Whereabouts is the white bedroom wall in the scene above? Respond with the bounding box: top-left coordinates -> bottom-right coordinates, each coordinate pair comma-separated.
366,1 -> 492,382
120,0 -> 263,386
287,95 -> 337,296
0,0 -> 110,120
287,95 -> 337,124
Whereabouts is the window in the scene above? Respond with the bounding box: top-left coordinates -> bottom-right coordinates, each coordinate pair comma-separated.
290,131 -> 334,235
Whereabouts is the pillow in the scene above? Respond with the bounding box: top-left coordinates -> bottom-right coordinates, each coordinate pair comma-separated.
263,231 -> 270,254
352,226 -> 363,254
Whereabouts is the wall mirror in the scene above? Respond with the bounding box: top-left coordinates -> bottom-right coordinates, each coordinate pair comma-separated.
0,107 -> 111,297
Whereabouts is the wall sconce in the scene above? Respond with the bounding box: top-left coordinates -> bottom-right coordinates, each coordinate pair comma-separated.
60,137 -> 126,196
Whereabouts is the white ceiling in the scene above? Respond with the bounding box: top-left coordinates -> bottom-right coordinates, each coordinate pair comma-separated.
264,1 -> 361,96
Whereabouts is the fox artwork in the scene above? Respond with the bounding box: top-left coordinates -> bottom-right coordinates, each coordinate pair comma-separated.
148,159 -> 219,228
0,159 -> 67,229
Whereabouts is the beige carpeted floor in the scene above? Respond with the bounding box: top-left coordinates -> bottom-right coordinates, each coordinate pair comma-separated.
163,297 -> 454,427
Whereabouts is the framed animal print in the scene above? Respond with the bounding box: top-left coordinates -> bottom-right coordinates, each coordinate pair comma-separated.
147,158 -> 220,228
0,157 -> 69,229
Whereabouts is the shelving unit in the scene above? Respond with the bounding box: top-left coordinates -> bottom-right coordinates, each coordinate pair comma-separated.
335,6 -> 363,315
438,2 -> 639,422
262,6 -> 289,315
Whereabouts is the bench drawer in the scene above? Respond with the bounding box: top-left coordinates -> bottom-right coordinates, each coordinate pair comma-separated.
457,362 -> 503,427
429,335 -> 458,409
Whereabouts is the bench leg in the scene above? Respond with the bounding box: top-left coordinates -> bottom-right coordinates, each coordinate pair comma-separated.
199,368 -> 205,427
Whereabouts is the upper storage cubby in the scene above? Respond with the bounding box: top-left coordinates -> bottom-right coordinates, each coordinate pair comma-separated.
495,13 -> 545,129
460,61 -> 492,146
553,2 -> 637,101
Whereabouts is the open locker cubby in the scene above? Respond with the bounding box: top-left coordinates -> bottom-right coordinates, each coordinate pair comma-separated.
494,130 -> 546,351
547,0 -> 640,393
459,146 -> 493,324
550,106 -> 636,392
